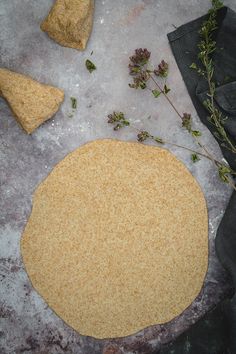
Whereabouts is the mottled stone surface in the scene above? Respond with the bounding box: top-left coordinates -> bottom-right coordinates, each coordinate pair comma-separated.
0,1 -> 235,353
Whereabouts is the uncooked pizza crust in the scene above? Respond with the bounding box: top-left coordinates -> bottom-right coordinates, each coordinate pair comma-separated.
21,139 -> 208,339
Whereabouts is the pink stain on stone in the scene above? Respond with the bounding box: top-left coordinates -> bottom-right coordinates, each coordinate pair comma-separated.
121,4 -> 146,25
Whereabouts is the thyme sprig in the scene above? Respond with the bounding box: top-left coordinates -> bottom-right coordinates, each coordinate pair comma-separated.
191,0 -> 236,154
107,112 -> 236,184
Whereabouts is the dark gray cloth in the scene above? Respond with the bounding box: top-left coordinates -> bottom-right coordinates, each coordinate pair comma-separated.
162,6 -> 236,354
168,6 -> 236,169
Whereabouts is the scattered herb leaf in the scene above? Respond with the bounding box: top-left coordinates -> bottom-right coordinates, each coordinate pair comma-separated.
86,59 -> 96,73
154,136 -> 164,144
152,89 -> 161,98
164,84 -> 171,94
191,153 -> 200,163
70,97 -> 77,110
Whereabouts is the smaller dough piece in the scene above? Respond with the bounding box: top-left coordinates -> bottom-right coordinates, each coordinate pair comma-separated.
41,0 -> 94,51
0,68 -> 64,134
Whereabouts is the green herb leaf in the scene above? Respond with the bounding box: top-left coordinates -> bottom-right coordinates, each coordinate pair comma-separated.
107,112 -> 130,130
70,97 -> 77,110
191,130 -> 202,137
86,59 -> 96,73
114,123 -> 123,131
190,62 -> 197,69
152,89 -> 161,98
218,165 -> 231,183
164,84 -> 171,94
182,113 -> 192,132
191,153 -> 200,163
154,137 -> 164,144
211,0 -> 224,11
140,82 -> 147,89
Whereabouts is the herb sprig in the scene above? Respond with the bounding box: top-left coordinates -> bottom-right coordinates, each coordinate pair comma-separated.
190,0 -> 236,154
106,1 -> 236,189
127,47 -> 236,187
108,67 -> 235,187
107,111 -> 234,178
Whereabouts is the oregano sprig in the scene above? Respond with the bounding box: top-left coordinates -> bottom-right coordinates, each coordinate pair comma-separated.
107,111 -> 235,189
126,44 -> 236,188
105,1 -> 236,189
108,112 -> 234,172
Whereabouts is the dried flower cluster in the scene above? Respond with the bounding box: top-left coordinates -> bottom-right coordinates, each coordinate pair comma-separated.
128,49 -> 151,89
137,131 -> 151,142
129,48 -> 151,69
129,49 -> 169,91
154,60 -> 169,78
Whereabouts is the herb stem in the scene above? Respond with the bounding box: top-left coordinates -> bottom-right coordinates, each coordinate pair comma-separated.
132,125 -> 223,164
134,126 -> 236,191
126,36 -> 236,187
149,74 -> 220,168
197,0 -> 236,154
149,75 -> 183,119
207,72 -> 236,153
107,111 -> 236,190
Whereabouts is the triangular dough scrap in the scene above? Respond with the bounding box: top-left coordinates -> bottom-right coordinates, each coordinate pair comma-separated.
0,68 -> 64,134
41,0 -> 94,51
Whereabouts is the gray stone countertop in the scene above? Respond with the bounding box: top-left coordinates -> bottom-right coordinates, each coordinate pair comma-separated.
0,1 -> 235,353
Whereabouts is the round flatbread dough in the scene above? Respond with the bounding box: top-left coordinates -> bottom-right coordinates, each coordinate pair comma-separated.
21,139 -> 208,339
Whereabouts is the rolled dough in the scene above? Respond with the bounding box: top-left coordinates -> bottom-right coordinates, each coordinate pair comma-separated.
21,139 -> 208,339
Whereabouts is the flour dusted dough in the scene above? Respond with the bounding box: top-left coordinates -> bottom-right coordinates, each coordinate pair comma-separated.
0,68 -> 64,134
21,140 -> 208,339
41,0 -> 94,50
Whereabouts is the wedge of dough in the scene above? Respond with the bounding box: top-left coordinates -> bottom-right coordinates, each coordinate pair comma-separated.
0,68 -> 64,134
41,0 -> 94,50
21,140 -> 208,339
